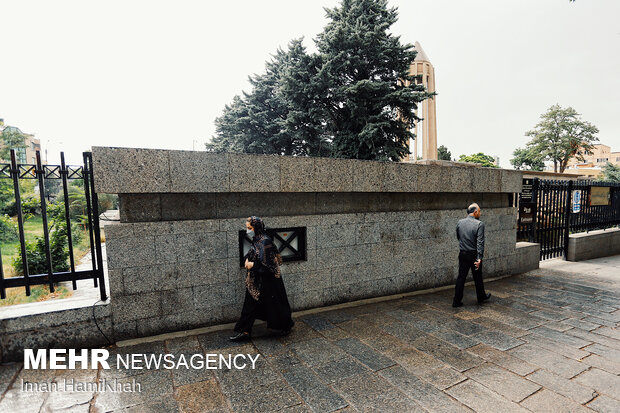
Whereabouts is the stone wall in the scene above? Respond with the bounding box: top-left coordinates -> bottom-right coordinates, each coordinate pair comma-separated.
92,147 -> 533,341
566,228 -> 620,261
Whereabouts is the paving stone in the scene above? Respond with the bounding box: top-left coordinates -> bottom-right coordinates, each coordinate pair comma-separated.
282,364 -> 348,413
585,343 -> 620,362
319,327 -> 350,341
173,379 -> 229,413
412,335 -> 483,372
465,363 -> 541,402
472,330 -> 524,351
521,333 -> 590,360
580,354 -> 620,375
432,328 -> 480,349
582,316 -> 617,328
123,397 -> 181,413
592,326 -> 620,340
312,355 -> 369,384
301,315 -> 336,332
587,395 -> 620,413
466,344 -> 537,376
0,363 -> 21,395
530,309 -> 569,321
289,338 -> 348,367
508,344 -> 588,379
520,389 -> 592,413
471,316 -> 529,338
574,368 -> 620,398
543,320 -> 574,332
381,321 -> 428,344
567,328 -> 620,351
526,369 -> 596,405
334,337 -> 396,371
417,366 -> 467,390
332,372 -> 425,412
378,365 -> 470,412
446,379 -> 529,412
530,326 -> 592,348
169,351 -> 215,387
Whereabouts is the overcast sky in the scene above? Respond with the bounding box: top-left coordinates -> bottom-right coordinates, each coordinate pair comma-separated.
1,0 -> 619,167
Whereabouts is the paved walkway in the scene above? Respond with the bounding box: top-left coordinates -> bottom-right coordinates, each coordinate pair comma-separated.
2,255 -> 620,412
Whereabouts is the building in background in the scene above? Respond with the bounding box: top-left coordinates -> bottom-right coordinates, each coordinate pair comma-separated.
0,118 -> 42,164
557,143 -> 620,179
403,41 -> 437,161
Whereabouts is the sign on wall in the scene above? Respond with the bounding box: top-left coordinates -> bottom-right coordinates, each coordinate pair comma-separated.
572,190 -> 582,213
590,186 -> 611,206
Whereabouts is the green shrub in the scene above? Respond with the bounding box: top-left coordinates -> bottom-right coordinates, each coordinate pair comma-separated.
12,214 -> 69,276
0,214 -> 18,242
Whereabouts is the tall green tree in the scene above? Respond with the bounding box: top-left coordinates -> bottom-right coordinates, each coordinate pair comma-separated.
437,145 -> 451,161
208,39 -> 329,156
600,162 -> 620,183
315,0 -> 432,161
510,147 -> 545,171
459,153 -> 498,168
524,104 -> 598,173
0,127 -> 27,162
209,0 -> 433,161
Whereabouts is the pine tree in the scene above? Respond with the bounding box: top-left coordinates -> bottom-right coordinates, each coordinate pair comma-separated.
208,39 -> 328,156
315,0 -> 432,161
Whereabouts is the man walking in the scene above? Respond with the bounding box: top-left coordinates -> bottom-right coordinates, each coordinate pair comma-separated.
453,203 -> 491,307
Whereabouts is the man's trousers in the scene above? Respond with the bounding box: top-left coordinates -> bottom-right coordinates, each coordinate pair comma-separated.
453,250 -> 487,305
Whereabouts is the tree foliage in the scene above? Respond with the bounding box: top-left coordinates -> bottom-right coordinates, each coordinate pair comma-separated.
523,104 -> 598,173
600,162 -> 620,183
208,0 -> 433,161
0,127 -> 27,162
437,145 -> 451,161
510,147 -> 545,171
458,153 -> 498,168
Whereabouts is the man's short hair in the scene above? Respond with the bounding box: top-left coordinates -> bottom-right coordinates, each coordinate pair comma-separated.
467,203 -> 479,214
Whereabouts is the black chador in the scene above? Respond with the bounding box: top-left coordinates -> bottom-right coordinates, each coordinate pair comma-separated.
232,216 -> 294,340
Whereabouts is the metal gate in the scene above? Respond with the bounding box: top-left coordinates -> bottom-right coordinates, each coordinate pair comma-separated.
518,178 -> 620,260
0,149 -> 106,300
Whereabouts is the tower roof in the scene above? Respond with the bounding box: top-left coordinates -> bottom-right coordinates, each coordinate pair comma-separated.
413,41 -> 431,62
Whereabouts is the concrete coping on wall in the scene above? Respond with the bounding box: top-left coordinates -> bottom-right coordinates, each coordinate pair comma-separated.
91,146 -> 523,194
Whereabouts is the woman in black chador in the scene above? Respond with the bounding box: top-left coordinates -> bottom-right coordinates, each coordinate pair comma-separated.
229,216 -> 294,341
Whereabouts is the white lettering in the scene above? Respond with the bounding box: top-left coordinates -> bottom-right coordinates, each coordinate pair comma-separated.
248,354 -> 260,369
24,349 -> 46,369
206,354 -> 217,369
233,354 -> 246,369
190,354 -> 204,369
91,349 -> 110,369
68,349 -> 89,369
49,349 -> 67,369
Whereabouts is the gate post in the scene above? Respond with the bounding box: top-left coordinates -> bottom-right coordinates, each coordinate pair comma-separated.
531,178 -> 539,244
564,180 -> 573,259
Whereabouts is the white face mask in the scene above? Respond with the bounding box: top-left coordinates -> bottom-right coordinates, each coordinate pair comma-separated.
246,229 -> 255,238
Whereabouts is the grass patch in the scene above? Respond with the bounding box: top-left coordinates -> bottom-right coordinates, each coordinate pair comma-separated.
0,217 -> 95,306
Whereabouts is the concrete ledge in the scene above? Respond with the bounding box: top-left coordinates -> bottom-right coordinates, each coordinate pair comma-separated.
0,300 -> 112,362
512,242 -> 540,274
567,228 -> 620,261
92,147 -> 523,194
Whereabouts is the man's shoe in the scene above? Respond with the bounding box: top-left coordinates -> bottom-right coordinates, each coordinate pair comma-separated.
478,293 -> 491,304
452,302 -> 464,308
229,331 -> 251,342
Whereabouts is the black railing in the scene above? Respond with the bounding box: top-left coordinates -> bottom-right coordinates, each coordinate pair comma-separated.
0,150 -> 106,300
518,177 -> 620,260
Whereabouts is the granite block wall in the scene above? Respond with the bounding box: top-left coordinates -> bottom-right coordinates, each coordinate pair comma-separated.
105,206 -> 522,340
92,147 -> 532,342
566,228 -> 620,261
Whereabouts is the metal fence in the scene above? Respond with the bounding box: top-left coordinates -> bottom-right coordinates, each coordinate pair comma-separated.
518,178 -> 620,260
0,149 -> 106,300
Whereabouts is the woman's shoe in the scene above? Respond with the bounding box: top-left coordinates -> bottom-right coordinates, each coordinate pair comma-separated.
229,331 -> 251,342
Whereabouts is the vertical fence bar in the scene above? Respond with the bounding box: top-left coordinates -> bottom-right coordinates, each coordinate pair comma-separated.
532,178 -> 539,245
82,152 -> 99,289
10,149 -> 30,295
563,180 -> 573,259
0,245 -> 5,299
35,151 -> 55,292
86,152 -> 107,301
60,153 -> 77,290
